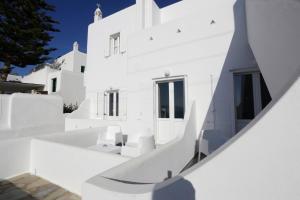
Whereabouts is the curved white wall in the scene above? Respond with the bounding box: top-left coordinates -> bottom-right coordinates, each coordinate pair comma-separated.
81,72 -> 300,200
246,0 -> 300,97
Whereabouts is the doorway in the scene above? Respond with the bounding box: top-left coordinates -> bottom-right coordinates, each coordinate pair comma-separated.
155,78 -> 186,144
234,72 -> 272,132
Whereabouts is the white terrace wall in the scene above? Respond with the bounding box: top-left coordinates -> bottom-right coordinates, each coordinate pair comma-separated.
0,137 -> 31,179
0,94 -> 65,179
0,95 -> 10,129
30,129 -> 130,195
8,94 -> 64,130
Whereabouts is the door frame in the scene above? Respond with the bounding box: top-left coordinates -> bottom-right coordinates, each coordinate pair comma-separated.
153,75 -> 188,143
233,70 -> 263,133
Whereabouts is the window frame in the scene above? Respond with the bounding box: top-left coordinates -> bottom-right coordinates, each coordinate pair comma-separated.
110,33 -> 120,56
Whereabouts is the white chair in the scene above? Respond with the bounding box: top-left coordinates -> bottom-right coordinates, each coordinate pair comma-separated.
97,126 -> 123,146
121,131 -> 155,157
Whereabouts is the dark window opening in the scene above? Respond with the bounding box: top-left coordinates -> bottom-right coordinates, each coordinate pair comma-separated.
234,74 -> 254,120
109,93 -> 114,116
174,80 -> 185,119
81,66 -> 85,73
158,82 -> 169,118
52,78 -> 57,92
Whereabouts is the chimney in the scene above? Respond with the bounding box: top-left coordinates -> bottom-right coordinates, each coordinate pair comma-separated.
73,41 -> 79,51
136,0 -> 153,29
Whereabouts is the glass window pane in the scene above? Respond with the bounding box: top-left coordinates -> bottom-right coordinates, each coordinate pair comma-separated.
116,92 -> 119,116
158,82 -> 169,118
52,78 -> 57,92
234,74 -> 254,119
174,80 -> 185,119
109,93 -> 114,116
260,74 -> 272,109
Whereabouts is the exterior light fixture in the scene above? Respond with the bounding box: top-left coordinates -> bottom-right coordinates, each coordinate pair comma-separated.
177,28 -> 182,33
149,36 -> 154,41
210,20 -> 216,24
164,70 -> 171,77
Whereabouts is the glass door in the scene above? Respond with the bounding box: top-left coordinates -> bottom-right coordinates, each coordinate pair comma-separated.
156,79 -> 185,144
234,72 -> 271,132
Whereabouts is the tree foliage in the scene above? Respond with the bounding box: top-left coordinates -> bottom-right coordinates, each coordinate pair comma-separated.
0,0 -> 59,80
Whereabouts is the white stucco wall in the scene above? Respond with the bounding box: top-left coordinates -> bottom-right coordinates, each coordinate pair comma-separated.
30,129 -> 130,195
8,94 -> 64,130
0,137 -> 31,179
6,74 -> 22,82
81,0 -> 255,142
22,67 -> 55,90
49,70 -> 85,105
0,95 -> 10,129
246,0 -> 300,97
81,71 -> 300,200
22,44 -> 87,105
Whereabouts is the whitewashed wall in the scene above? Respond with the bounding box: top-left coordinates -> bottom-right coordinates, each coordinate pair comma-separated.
31,129 -> 130,195
8,94 -> 64,130
80,0 -> 255,142
51,70 -> 86,105
246,0 -> 300,97
81,71 -> 300,200
0,137 -> 31,179
0,95 -> 10,129
22,67 -> 55,90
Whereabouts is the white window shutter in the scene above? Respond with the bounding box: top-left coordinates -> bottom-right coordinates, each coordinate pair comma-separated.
95,92 -> 105,119
104,35 -> 110,58
119,90 -> 127,120
120,32 -> 127,54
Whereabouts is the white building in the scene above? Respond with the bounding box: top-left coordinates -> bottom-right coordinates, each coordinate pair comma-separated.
67,0 -> 271,146
22,42 -> 87,105
0,0 -> 300,199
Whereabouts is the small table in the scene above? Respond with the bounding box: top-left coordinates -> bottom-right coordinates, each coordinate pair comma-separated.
88,144 -> 121,154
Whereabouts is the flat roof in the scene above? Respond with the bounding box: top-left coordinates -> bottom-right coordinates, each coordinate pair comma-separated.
0,81 -> 45,93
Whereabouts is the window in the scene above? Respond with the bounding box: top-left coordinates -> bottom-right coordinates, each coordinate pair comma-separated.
157,79 -> 186,119
234,74 -> 254,120
158,82 -> 170,118
52,78 -> 57,92
81,66 -> 85,73
106,90 -> 119,117
174,80 -> 185,119
110,33 -> 120,55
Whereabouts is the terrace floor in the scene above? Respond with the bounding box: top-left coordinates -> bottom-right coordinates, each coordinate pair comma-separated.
0,173 -> 80,200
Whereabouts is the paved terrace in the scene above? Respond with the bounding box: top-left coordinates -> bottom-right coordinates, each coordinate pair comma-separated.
0,174 -> 80,200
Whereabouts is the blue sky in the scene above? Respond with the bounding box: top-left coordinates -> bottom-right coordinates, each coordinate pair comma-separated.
12,0 -> 181,76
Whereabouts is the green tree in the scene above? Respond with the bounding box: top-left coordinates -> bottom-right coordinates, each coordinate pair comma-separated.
0,0 -> 59,81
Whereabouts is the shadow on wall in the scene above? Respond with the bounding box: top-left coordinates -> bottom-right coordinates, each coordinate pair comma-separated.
152,176 -> 195,200
200,0 -> 257,152
0,180 -> 37,199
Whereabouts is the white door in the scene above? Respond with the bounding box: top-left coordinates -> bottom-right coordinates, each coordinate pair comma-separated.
155,79 -> 186,144
234,72 -> 272,132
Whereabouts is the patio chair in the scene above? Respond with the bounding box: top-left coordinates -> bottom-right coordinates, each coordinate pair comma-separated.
121,131 -> 155,157
97,125 -> 123,146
